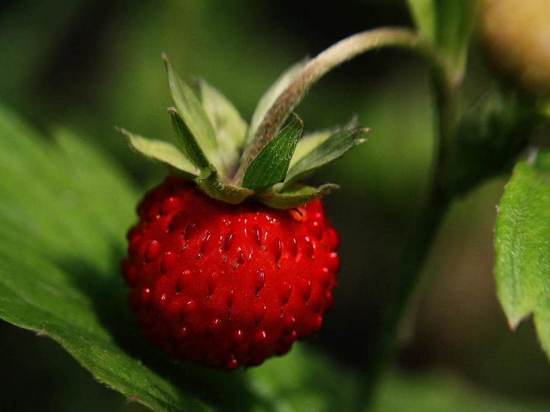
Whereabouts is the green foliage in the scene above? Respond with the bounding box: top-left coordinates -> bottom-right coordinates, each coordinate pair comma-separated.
168,108 -> 213,174
285,127 -> 369,185
118,128 -> 198,178
258,184 -> 338,210
163,55 -> 222,174
434,1 -> 479,70
449,87 -> 539,195
407,0 -> 435,42
195,172 -> 253,205
122,58 -> 365,208
0,104 -> 366,411
290,129 -> 333,168
0,98 -> 547,410
247,59 -> 308,145
495,151 -> 550,356
199,79 -> 248,170
407,0 -> 479,71
2,2 -> 549,408
242,113 -> 303,190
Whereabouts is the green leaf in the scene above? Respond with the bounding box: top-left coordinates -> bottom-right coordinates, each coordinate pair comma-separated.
258,184 -> 338,209
0,104 -> 368,411
247,59 -> 308,144
168,108 -> 213,174
407,0 -> 436,42
162,54 -> 222,173
242,113 -> 303,190
495,151 -> 550,355
406,0 -> 479,71
436,1 -> 479,70
199,79 -> 247,170
117,128 -> 198,177
285,127 -> 369,184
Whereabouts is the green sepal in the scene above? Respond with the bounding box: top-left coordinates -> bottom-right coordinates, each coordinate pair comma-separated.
247,59 -> 309,144
118,55 -> 372,209
290,129 -> 333,169
290,116 -> 359,169
168,107 -> 213,174
242,113 -> 303,190
285,127 -> 369,185
117,127 -> 198,177
257,183 -> 339,209
199,78 -> 248,171
162,54 -> 222,173
195,173 -> 253,204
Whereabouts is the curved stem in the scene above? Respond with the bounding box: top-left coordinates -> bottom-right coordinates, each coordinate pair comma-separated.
234,27 -> 440,182
234,25 -> 460,407
362,64 -> 461,410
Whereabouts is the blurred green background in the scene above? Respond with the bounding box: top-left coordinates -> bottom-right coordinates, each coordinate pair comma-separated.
1,0 -> 549,410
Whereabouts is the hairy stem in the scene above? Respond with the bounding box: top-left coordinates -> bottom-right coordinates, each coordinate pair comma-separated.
234,27 -> 438,182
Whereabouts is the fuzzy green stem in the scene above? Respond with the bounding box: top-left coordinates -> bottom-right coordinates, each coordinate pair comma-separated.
234,27 -> 438,183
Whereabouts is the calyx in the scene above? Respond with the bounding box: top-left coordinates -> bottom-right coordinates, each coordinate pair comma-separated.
118,54 -> 369,209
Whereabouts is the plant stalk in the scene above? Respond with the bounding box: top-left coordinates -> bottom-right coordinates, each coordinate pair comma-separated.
361,63 -> 462,408
234,26 -> 459,407
234,27 -> 437,183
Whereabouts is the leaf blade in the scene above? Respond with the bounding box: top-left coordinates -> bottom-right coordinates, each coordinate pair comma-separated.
495,151 -> 550,348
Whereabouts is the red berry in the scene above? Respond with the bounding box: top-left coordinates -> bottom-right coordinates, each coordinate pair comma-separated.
122,175 -> 339,369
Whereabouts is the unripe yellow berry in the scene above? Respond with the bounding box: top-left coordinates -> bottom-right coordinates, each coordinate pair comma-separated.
482,0 -> 550,94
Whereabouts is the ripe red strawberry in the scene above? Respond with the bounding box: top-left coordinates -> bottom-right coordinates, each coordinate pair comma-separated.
122,176 -> 340,369
119,55 -> 368,369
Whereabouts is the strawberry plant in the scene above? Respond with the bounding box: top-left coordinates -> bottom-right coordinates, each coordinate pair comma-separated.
0,1 -> 549,411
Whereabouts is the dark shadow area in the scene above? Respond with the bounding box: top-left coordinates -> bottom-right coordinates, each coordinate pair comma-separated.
0,321 -> 131,412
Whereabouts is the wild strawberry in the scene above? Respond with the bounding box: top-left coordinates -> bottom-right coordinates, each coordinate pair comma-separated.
123,176 -> 340,368
119,55 -> 368,369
